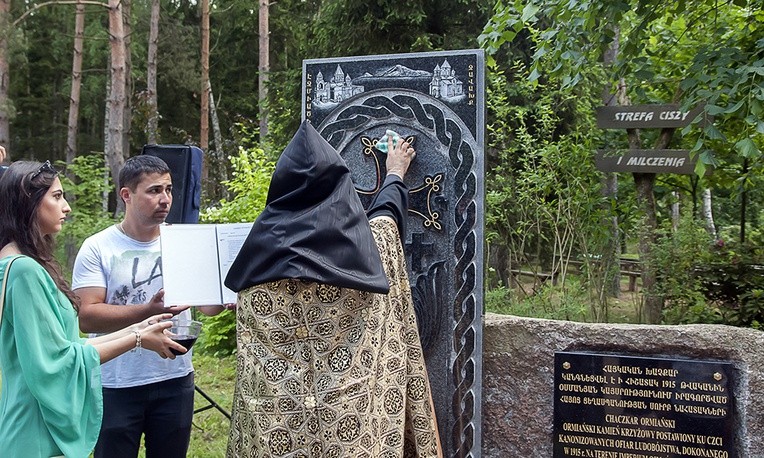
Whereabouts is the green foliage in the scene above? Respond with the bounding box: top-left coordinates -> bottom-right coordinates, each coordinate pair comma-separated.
735,289 -> 764,330
196,143 -> 275,356
480,0 -> 764,174
653,212 -> 764,327
649,214 -> 719,324
481,0 -> 764,328
55,155 -> 117,273
311,0 -> 492,57
484,62 -> 616,320
196,310 -> 238,358
199,146 -> 275,224
689,235 -> 764,328
264,68 -> 305,156
485,280 -> 591,322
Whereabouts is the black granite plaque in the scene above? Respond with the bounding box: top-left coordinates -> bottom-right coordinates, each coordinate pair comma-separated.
302,50 -> 485,458
554,352 -> 735,458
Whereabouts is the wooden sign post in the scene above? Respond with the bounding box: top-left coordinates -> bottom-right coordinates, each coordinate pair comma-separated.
595,104 -> 706,173
594,102 -> 706,324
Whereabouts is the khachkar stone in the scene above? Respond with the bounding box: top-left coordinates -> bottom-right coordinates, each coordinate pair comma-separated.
302,49 -> 485,458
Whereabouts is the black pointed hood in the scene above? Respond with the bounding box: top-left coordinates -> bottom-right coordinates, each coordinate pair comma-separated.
224,120 -> 390,294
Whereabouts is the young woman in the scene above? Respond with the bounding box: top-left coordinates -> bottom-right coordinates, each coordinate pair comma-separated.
0,161 -> 187,458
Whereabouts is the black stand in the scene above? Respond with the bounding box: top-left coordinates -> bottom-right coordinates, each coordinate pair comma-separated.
194,384 -> 231,419
190,308 -> 231,420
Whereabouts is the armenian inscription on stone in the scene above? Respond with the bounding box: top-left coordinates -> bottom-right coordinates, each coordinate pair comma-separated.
554,352 -> 735,458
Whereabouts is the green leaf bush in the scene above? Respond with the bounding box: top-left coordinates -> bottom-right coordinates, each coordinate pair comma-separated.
196,145 -> 276,356
55,155 -> 118,274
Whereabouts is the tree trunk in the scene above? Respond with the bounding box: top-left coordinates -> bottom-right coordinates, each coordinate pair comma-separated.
103,84 -> 111,212
209,86 -> 223,159
146,0 -> 160,144
62,1 -> 87,271
0,0 -> 11,152
600,26 -> 621,298
208,83 -> 224,202
106,0 -> 127,200
66,1 -> 85,169
635,127 -> 674,324
200,0 -> 210,182
702,188 -> 717,240
209,83 -> 227,200
671,191 -> 680,232
200,0 -> 210,145
633,171 -> 660,323
122,0 -> 132,159
740,159 -> 748,244
259,0 -> 269,141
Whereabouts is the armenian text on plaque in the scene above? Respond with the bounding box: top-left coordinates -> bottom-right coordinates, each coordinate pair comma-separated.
554,352 -> 735,458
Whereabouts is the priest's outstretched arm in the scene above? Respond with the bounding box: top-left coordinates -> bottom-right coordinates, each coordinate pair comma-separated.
366,133 -> 416,240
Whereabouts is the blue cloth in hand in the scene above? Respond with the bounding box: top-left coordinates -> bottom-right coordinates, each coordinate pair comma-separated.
375,130 -> 401,153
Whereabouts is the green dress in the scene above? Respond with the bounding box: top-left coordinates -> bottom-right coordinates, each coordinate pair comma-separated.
0,256 -> 102,458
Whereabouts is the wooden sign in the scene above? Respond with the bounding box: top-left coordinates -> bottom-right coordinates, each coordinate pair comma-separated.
596,104 -> 705,129
595,150 -> 697,174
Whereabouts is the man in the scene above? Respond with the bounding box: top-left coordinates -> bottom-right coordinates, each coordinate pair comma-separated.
224,121 -> 442,457
72,155 -> 224,458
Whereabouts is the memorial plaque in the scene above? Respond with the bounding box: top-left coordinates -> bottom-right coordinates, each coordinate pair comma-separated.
554,352 -> 735,458
302,49 -> 485,458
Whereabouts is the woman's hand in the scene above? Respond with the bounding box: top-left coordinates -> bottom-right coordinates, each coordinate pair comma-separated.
139,319 -> 187,359
133,312 -> 173,331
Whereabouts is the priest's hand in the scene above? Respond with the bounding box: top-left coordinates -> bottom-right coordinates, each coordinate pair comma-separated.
386,135 -> 415,179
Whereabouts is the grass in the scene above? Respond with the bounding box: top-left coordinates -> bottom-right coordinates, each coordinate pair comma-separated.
485,275 -> 644,323
188,353 -> 237,457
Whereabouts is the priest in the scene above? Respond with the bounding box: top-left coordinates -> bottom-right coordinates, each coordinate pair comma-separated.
224,120 -> 442,458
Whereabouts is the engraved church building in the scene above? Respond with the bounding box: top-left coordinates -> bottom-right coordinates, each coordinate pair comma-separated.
429,59 -> 464,98
315,65 -> 364,103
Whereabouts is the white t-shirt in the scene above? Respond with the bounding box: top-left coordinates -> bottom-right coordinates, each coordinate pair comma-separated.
72,224 -> 194,388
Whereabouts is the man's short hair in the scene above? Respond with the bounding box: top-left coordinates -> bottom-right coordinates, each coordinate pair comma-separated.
119,155 -> 171,190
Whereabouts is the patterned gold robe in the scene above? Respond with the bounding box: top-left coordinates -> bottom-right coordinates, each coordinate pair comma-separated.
227,218 -> 441,458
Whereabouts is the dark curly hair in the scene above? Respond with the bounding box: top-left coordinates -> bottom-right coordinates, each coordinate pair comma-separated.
0,161 -> 79,310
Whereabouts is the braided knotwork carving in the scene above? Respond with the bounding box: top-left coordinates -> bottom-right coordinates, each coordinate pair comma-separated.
317,90 -> 479,458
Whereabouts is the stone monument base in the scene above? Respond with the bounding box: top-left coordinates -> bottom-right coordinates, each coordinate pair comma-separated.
482,313 -> 764,457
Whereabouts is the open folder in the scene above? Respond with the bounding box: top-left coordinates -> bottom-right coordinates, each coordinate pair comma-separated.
160,223 -> 253,306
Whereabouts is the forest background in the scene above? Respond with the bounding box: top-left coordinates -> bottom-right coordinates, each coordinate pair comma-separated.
0,0 -> 763,354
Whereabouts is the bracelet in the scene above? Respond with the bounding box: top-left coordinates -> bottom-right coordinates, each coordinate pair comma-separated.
131,330 -> 142,354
